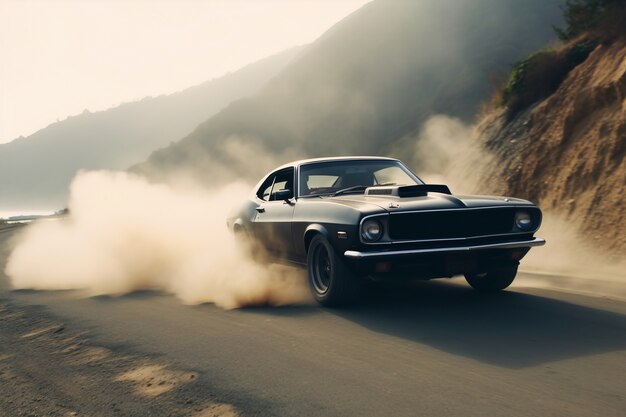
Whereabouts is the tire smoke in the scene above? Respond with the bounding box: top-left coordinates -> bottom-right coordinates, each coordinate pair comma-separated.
5,171 -> 310,309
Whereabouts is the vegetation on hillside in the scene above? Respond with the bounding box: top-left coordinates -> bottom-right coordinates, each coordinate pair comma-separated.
554,0 -> 626,41
500,40 -> 595,117
499,0 -> 625,118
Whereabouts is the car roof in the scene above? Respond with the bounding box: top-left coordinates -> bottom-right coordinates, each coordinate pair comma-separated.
274,156 -> 400,171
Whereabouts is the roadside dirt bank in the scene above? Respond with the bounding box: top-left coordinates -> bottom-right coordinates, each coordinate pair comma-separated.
474,39 -> 626,254
0,299 -> 237,417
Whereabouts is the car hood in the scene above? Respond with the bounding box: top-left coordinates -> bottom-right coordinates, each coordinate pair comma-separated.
326,193 -> 534,212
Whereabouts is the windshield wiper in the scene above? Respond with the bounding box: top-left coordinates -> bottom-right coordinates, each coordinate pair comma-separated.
333,185 -> 368,196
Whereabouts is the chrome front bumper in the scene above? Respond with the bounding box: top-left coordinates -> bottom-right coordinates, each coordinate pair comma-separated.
344,238 -> 546,260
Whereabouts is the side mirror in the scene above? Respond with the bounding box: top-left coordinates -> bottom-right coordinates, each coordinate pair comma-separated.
274,189 -> 293,201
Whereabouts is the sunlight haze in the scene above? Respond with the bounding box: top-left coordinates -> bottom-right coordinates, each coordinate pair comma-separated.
0,0 -> 369,144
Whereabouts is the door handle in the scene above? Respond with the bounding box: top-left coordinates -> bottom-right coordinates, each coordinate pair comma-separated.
255,207 -> 265,213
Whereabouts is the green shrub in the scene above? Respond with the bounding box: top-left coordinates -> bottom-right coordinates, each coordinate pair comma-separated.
496,0 -> 623,118
500,40 -> 595,117
554,0 -> 626,41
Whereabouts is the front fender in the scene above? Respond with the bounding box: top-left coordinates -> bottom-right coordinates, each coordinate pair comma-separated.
304,224 -> 330,252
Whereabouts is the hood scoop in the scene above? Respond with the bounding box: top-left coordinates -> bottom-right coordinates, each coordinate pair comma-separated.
365,184 -> 451,198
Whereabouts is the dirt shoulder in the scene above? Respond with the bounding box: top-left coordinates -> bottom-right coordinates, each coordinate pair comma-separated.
0,299 -> 238,417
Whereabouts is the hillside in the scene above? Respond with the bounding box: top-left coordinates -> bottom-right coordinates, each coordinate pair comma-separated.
473,38 -> 626,253
134,0 -> 564,183
0,47 -> 301,210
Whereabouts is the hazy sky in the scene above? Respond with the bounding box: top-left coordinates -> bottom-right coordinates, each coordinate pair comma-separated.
0,0 -> 369,144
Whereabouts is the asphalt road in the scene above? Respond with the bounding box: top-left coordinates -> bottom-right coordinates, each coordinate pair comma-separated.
1,225 -> 626,416
3,281 -> 625,416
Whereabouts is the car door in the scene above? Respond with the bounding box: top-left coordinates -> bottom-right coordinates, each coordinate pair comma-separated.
252,167 -> 296,259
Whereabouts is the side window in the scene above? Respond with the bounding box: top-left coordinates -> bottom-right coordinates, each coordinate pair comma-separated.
257,176 -> 276,202
268,168 -> 294,201
255,168 -> 294,202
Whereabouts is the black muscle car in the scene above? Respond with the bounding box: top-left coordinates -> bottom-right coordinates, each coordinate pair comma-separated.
227,157 -> 545,306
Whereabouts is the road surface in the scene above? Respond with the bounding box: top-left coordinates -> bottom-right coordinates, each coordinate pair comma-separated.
1,224 -> 625,416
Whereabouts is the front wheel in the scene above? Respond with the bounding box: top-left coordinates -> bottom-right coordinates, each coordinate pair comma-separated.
464,265 -> 518,292
307,235 -> 361,307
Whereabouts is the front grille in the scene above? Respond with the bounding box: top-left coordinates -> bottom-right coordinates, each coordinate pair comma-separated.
388,208 -> 516,240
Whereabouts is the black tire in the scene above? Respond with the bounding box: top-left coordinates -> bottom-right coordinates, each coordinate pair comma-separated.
307,234 -> 361,307
464,265 -> 518,292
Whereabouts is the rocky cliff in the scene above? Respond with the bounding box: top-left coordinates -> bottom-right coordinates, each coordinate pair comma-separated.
475,39 -> 626,253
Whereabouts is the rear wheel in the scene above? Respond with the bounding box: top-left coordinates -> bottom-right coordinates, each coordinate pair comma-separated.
464,265 -> 518,292
307,235 -> 360,307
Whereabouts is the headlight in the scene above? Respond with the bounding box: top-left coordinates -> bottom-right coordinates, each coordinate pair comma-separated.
361,219 -> 383,242
515,211 -> 532,230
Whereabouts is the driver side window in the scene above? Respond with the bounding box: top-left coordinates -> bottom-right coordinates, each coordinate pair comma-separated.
256,168 -> 294,202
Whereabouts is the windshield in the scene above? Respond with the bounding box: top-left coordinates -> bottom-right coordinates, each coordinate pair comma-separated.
299,160 -> 422,197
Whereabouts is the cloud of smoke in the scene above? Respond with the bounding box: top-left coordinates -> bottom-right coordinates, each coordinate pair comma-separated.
5,114 -> 624,306
411,115 -> 475,179
5,171 -> 310,309
394,114 -> 489,193
516,213 -> 626,298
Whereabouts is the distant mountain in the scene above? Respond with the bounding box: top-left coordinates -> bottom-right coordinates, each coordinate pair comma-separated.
0,47 -> 302,210
135,0 -> 564,183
